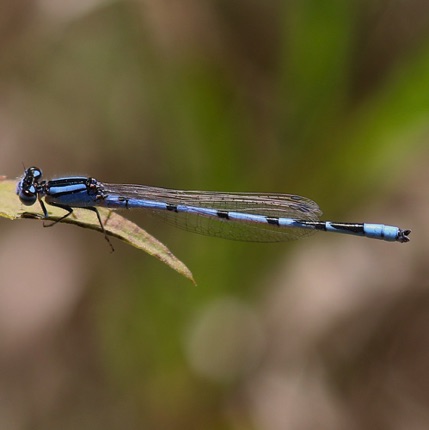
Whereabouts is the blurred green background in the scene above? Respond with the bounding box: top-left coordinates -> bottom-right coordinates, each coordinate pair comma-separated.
1,1 -> 429,429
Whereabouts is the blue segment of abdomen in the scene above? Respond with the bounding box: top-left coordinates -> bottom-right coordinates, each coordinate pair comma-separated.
363,223 -> 399,241
102,196 -> 169,210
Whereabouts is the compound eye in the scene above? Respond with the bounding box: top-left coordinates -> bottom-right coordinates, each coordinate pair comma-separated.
18,185 -> 37,206
27,166 -> 42,181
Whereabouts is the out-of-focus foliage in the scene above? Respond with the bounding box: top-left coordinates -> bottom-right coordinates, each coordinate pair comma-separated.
0,1 -> 428,429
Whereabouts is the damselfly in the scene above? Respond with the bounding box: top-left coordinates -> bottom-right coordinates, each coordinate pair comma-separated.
16,166 -> 411,247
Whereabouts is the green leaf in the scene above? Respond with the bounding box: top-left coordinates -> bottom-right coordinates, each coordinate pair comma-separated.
0,178 -> 195,284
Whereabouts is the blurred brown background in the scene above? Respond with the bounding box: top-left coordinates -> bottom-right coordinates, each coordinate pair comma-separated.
0,0 -> 428,429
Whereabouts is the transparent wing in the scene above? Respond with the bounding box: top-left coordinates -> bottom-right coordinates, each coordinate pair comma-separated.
102,183 -> 322,242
